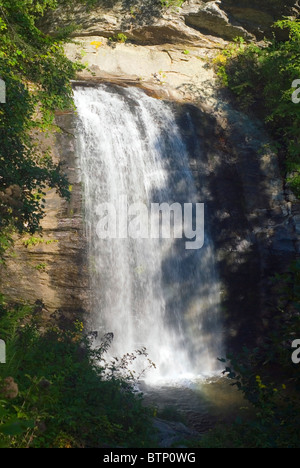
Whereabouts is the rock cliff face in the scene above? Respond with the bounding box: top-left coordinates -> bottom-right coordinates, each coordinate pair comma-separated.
43,0 -> 300,43
0,113 -> 91,321
183,0 -> 300,40
164,100 -> 298,350
1,0 -> 299,348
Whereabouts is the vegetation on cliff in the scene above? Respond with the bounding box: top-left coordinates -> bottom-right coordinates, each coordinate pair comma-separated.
0,299 -> 153,448
208,20 -> 300,446
0,0 -> 83,259
197,260 -> 300,448
214,18 -> 300,198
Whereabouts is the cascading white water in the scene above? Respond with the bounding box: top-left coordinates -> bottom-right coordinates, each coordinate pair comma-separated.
74,84 -> 223,382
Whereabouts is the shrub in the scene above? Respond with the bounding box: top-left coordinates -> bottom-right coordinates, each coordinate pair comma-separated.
0,302 -> 154,448
198,261 -> 300,448
109,33 -> 128,43
215,20 -> 300,198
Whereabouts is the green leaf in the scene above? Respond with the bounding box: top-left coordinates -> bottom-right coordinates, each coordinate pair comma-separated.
0,419 -> 35,436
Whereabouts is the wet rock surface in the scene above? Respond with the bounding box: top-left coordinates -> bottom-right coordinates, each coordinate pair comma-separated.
140,377 -> 250,446
152,418 -> 199,448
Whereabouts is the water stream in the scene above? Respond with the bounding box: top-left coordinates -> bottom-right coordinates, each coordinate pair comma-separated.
74,84 -> 223,383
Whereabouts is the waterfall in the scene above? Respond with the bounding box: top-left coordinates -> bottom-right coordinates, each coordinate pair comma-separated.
74,84 -> 223,382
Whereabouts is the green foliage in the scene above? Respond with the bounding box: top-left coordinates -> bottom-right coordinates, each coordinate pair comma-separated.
0,228 -> 13,262
160,0 -> 185,8
199,261 -> 300,448
22,236 -> 58,247
215,20 -> 300,198
0,0 -> 84,259
211,28 -> 300,445
109,33 -> 128,43
34,262 -> 47,271
195,413 -> 300,448
213,36 -> 247,87
0,302 -> 154,448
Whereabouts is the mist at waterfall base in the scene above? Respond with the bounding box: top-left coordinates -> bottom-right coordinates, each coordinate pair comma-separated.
74,85 -> 224,385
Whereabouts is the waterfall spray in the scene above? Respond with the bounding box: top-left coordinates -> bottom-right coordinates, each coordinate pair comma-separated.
74,84 -> 223,382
